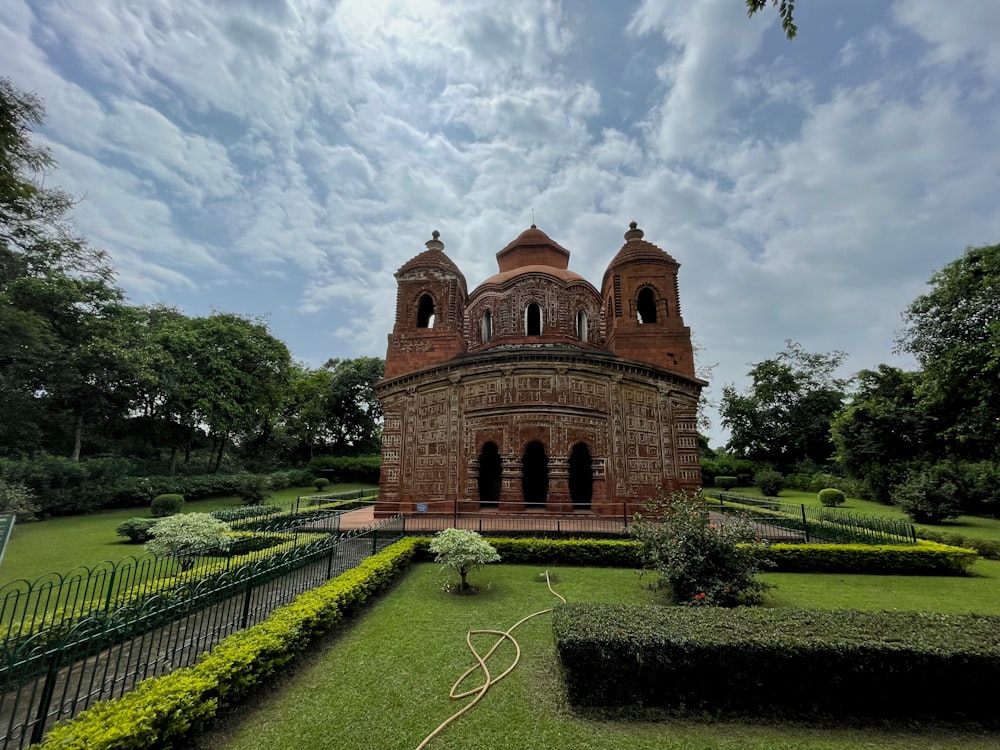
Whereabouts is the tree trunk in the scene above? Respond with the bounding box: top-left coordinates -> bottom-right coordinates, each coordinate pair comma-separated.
168,446 -> 178,476
214,433 -> 226,474
70,413 -> 84,462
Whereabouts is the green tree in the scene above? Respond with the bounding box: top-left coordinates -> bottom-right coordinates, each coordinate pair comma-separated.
322,357 -> 385,455
720,341 -> 847,471
144,513 -> 232,571
281,363 -> 335,460
429,528 -> 501,591
896,244 -> 1000,459
830,365 -> 936,501
746,0 -> 798,39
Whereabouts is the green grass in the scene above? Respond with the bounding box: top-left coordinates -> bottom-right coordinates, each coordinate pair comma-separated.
0,483 -> 374,586
728,487 -> 1000,543
203,563 -> 1000,750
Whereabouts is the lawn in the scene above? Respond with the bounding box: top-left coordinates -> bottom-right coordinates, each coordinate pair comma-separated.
0,483 -> 375,586
201,563 -> 1000,750
726,486 -> 1000,543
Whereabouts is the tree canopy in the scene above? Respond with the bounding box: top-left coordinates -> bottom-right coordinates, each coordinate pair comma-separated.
720,341 -> 846,471
746,0 -> 798,39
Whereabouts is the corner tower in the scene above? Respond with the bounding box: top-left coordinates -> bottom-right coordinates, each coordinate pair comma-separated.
601,222 -> 695,378
384,231 -> 468,380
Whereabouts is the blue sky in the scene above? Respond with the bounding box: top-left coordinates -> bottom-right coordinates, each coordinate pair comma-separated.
3,0 -> 999,447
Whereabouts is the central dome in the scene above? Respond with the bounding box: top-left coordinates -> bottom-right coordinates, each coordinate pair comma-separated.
495,224 -> 571,273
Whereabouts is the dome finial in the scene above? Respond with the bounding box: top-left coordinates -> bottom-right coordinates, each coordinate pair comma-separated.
425,230 -> 444,251
625,221 -> 644,241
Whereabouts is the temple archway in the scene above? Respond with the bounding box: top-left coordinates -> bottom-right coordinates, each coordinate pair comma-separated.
521,440 -> 549,506
568,442 -> 593,510
477,442 -> 502,507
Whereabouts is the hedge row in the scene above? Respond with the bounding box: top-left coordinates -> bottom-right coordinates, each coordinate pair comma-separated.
34,538 -> 421,750
307,455 -> 380,484
553,603 -> 1000,719
755,540 -> 978,575
916,528 -> 1000,560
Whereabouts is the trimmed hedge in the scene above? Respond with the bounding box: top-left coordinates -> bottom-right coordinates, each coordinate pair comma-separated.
35,538 -> 421,750
478,538 -> 642,568
150,494 -> 184,517
916,528 -> 1000,560
755,540 -> 978,575
553,603 -> 1000,719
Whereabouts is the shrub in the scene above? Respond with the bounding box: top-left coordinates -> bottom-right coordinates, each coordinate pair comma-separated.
150,493 -> 185,517
0,479 -> 39,521
754,469 -> 784,497
429,528 -> 501,590
754,540 -> 977,575
553,604 -> 1000,719
236,474 -> 272,506
818,488 -> 846,507
307,455 -> 381,483
631,489 -> 770,606
713,475 -> 738,490
144,514 -> 232,571
116,518 -> 157,544
313,477 -> 330,492
891,469 -> 961,523
916,528 -> 1000,560
211,505 -> 283,523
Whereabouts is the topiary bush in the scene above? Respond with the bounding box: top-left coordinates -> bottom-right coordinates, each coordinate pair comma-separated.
754,469 -> 784,497
313,477 -> 330,492
714,475 -> 738,491
116,518 -> 157,544
818,488 -> 846,507
150,493 -> 185,517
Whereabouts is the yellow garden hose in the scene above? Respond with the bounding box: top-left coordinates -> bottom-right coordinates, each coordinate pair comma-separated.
415,571 -> 566,750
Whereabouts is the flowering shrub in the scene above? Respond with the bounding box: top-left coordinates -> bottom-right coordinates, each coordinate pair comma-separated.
144,514 -> 232,571
631,488 -> 771,606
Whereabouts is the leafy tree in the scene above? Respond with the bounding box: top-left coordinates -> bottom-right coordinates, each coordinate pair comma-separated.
830,365 -> 937,501
896,244 -> 1000,459
429,528 -> 500,591
754,469 -> 784,498
746,0 -> 798,39
322,357 -> 385,455
144,513 -> 231,571
890,469 -> 961,524
631,489 -> 770,606
720,341 -> 847,471
0,478 -> 38,521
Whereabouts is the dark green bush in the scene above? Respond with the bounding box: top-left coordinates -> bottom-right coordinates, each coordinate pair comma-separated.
553,603 -> 1000,719
818,488 -> 846,507
632,489 -> 771,606
713,475 -> 738,490
236,474 -> 272,506
754,469 -> 784,497
211,505 -> 283,523
150,494 -> 185,517
891,469 -> 961,523
916,529 -> 1000,560
116,518 -> 157,544
307,455 -> 381,483
314,477 -> 330,492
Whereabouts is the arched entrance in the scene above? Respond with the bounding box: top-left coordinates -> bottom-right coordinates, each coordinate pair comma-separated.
568,442 -> 593,510
521,441 -> 549,507
477,442 -> 501,507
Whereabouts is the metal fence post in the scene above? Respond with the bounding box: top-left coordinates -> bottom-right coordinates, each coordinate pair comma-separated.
801,504 -> 810,543
30,656 -> 62,744
371,528 -> 378,555
239,576 -> 255,629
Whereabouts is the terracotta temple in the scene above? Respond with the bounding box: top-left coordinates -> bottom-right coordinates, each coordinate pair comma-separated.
374,222 -> 705,518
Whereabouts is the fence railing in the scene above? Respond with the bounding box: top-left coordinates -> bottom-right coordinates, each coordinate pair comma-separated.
0,516 -> 404,749
702,490 -> 917,544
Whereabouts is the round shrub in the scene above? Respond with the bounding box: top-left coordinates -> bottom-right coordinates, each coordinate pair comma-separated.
236,474 -> 272,506
150,493 -> 185,517
314,477 -> 331,492
891,470 -> 960,523
116,518 -> 157,544
818,488 -> 846,507
754,470 -> 784,498
714,476 -> 738,491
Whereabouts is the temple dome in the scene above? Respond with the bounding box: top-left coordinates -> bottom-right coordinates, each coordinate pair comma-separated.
396,230 -> 467,288
495,224 -> 571,273
602,221 -> 678,288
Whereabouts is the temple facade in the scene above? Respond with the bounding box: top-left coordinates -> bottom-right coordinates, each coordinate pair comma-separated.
374,222 -> 705,518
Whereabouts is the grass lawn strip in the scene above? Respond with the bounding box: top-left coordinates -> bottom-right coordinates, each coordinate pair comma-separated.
208,562 -> 1000,750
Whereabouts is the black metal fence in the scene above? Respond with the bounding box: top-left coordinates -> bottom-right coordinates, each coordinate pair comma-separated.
0,516 -> 403,749
702,490 -> 917,544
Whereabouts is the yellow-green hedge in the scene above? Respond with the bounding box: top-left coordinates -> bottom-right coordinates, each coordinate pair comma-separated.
33,538 -> 421,750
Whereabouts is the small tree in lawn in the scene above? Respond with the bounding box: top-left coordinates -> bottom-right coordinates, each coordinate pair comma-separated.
144,513 -> 232,571
430,528 -> 500,591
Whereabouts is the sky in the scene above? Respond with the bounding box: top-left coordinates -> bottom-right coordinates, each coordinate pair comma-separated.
3,0 -> 999,448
